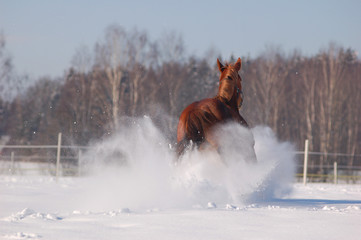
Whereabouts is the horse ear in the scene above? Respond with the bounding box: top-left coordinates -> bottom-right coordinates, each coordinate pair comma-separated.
217,58 -> 224,72
234,58 -> 242,72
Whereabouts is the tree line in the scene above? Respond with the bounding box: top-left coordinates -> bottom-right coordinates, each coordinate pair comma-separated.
0,25 -> 360,173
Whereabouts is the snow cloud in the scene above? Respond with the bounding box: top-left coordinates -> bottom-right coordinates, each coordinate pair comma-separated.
78,116 -> 296,211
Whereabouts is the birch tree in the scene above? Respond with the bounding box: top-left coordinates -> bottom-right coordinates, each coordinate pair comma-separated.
94,24 -> 128,130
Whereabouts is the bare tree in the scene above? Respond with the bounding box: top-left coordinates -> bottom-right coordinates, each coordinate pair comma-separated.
244,47 -> 292,133
94,24 -> 128,130
56,70 -> 96,144
299,57 -> 317,151
71,44 -> 93,74
342,49 -> 360,167
156,31 -> 187,119
314,45 -> 346,172
126,28 -> 149,115
158,30 -> 185,64
0,32 -> 14,100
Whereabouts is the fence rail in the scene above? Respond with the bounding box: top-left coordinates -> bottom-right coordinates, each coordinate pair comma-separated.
0,133 -> 87,181
0,134 -> 360,183
296,139 -> 361,184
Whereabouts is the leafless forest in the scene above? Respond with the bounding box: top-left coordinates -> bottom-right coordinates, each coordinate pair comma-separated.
0,25 -> 360,172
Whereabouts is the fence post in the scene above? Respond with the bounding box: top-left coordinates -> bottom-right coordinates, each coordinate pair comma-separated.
10,151 -> 15,175
303,139 -> 309,185
334,161 -> 338,184
56,133 -> 62,182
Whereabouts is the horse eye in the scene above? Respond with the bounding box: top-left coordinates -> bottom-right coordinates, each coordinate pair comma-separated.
227,76 -> 232,80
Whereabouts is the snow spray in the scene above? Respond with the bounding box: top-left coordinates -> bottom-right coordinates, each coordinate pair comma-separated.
80,116 -> 296,211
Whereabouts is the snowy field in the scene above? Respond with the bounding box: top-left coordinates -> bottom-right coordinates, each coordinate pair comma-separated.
1,119 -> 361,239
1,177 -> 361,240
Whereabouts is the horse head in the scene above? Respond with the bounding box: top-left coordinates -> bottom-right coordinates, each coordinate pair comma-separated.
217,58 -> 243,109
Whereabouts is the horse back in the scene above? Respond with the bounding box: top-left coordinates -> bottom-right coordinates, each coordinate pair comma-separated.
177,98 -> 218,142
176,97 -> 247,155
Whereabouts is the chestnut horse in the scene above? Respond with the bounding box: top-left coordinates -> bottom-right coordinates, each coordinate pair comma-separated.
176,58 -> 249,157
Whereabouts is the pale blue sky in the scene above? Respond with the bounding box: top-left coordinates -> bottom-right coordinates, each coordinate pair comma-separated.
1,0 -> 360,79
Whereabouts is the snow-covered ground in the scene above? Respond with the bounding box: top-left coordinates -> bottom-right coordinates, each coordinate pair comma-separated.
1,119 -> 360,239
1,176 -> 360,240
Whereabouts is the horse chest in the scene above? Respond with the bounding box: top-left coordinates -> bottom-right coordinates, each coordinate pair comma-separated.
214,99 -> 241,122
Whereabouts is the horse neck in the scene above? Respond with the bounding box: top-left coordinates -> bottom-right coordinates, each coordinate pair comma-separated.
226,93 -> 239,110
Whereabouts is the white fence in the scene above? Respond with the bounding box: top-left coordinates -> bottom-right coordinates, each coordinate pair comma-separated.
1,134 -> 360,183
0,133 -> 89,181
295,139 -> 361,184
